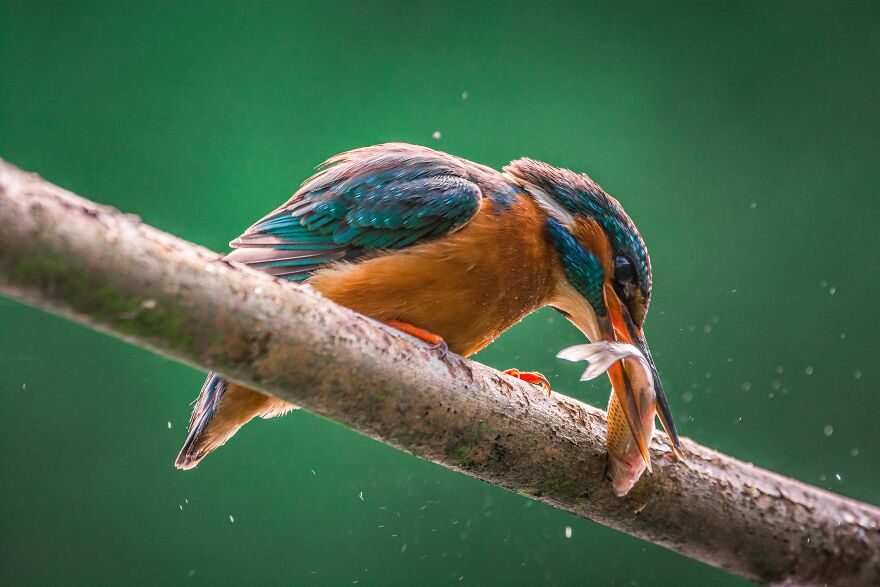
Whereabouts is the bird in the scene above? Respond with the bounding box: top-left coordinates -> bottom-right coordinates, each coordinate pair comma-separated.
175,143 -> 682,474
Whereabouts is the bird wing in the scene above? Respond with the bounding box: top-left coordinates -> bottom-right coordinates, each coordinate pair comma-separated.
227,143 -> 486,280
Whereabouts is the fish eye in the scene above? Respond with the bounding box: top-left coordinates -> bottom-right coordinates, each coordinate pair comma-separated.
614,256 -> 635,284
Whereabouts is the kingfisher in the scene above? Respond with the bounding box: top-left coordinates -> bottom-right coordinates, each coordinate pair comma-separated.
176,143 -> 682,485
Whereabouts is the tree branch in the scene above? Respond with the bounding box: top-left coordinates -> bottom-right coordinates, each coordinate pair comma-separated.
0,158 -> 877,586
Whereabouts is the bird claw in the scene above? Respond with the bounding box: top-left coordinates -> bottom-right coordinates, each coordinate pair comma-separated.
503,369 -> 552,395
431,337 -> 449,358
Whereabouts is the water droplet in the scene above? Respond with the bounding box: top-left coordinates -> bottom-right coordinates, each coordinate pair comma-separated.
565,526 -> 572,538
703,324 -> 712,333
750,202 -> 757,209
823,425 -> 834,437
682,391 -> 693,403
775,366 -> 784,374
21,383 -> 26,391
772,381 -> 781,390
461,91 -> 469,100
854,370 -> 862,380
401,543 -> 407,553
805,366 -> 814,376
851,448 -> 860,456
742,382 -> 752,391
432,131 -> 442,140
820,280 -> 827,288
829,287 -> 836,295
819,474 -> 827,482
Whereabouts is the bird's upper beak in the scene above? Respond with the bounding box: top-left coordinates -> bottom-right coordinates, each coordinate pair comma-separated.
600,284 -> 683,469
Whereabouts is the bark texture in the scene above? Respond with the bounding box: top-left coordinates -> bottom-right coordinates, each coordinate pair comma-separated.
0,158 -> 878,586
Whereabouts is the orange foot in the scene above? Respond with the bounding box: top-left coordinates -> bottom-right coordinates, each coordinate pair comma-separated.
503,369 -> 552,395
384,319 -> 448,357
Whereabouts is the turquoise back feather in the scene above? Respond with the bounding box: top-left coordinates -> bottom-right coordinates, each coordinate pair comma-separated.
227,143 -> 517,281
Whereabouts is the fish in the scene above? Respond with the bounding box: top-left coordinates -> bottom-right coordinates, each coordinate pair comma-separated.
557,342 -> 656,496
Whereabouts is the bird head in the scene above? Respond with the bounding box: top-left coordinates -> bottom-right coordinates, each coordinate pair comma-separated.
504,159 -> 682,467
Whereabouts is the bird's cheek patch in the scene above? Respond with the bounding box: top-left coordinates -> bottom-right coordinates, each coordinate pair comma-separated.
571,217 -> 613,274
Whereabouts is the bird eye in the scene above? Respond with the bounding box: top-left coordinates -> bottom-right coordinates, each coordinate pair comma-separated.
614,256 -> 635,284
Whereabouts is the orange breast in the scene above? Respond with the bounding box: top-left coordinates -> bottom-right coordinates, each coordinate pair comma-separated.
308,196 -> 560,356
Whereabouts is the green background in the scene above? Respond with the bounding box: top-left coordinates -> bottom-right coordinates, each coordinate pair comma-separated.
2,2 -> 878,585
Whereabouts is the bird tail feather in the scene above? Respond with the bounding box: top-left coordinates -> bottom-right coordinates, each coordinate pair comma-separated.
175,373 -> 296,470
175,372 -> 229,470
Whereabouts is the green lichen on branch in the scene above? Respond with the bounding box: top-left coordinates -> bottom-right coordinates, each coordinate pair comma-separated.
8,250 -> 198,356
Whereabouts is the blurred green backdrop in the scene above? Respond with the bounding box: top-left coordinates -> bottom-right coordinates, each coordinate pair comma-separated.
2,1 -> 878,585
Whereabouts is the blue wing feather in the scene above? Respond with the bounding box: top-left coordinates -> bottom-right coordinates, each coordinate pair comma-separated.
228,143 -> 486,279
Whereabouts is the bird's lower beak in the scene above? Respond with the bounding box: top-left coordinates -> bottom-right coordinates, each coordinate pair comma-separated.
600,283 -> 683,467
599,283 -> 652,470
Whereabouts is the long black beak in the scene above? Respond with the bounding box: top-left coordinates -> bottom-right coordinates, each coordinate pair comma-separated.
631,333 -> 683,459
574,281 -> 685,466
619,306 -> 684,460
